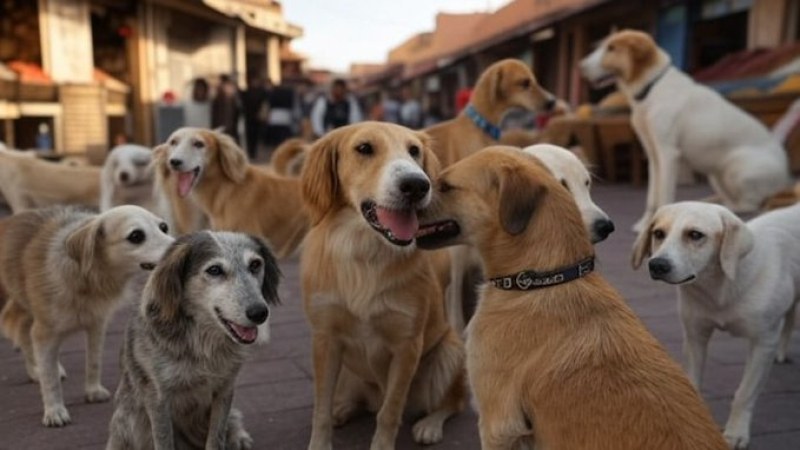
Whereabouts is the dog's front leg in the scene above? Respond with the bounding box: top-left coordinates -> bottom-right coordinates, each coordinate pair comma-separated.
31,322 -> 70,427
724,335 -> 780,450
631,115 -> 658,232
206,382 -> 234,450
446,246 -> 469,333
681,316 -> 714,389
370,340 -> 422,450
653,146 -> 680,214
145,393 -> 175,450
85,321 -> 111,403
308,333 -> 344,450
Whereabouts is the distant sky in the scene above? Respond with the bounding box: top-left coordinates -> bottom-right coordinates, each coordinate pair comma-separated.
282,0 -> 503,73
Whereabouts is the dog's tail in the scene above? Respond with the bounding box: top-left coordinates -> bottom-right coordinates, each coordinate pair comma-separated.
269,138 -> 309,177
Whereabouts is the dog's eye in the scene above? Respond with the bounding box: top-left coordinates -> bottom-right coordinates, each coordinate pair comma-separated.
206,265 -> 224,277
248,259 -> 262,274
439,181 -> 453,193
169,138 -> 178,146
127,229 -> 145,244
355,143 -> 373,155
607,44 -> 616,52
585,179 -> 590,188
159,222 -> 169,234
560,179 -> 570,192
519,79 -> 532,89
192,140 -> 205,149
652,229 -> 666,240
408,145 -> 420,158
687,230 -> 705,241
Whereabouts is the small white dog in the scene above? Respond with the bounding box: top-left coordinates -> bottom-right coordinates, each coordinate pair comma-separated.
100,144 -> 155,212
632,201 -> 800,449
522,144 -> 614,243
581,30 -> 790,232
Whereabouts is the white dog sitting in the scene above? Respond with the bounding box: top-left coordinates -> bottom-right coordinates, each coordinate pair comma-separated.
100,144 -> 155,212
632,201 -> 800,449
581,30 -> 790,232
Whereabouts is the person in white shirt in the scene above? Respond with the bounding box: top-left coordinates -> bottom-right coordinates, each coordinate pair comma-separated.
311,78 -> 363,137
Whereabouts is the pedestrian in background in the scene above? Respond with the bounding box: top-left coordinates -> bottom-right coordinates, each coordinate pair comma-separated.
242,74 -> 269,159
185,78 -> 211,129
399,85 -> 422,129
212,74 -> 241,143
310,78 -> 363,137
265,81 -> 297,149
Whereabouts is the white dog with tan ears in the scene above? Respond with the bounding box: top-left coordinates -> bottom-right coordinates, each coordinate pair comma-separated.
581,30 -> 790,232
632,201 -> 800,449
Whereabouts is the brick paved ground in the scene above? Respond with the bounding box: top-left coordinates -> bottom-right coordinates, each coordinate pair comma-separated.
1,183 -> 799,449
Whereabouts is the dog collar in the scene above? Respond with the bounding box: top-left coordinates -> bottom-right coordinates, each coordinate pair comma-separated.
464,104 -> 501,140
633,66 -> 670,102
488,256 -> 595,291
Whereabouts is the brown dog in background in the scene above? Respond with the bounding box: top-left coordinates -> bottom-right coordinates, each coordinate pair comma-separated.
156,128 -> 309,258
416,147 -> 727,450
301,123 -> 465,450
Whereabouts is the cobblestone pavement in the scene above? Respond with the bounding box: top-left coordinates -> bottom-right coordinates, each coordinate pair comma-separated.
0,183 -> 798,449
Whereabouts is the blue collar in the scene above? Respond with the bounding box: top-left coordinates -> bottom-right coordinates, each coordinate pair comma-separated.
464,104 -> 501,140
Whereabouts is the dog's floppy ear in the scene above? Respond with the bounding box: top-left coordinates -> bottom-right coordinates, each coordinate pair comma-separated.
248,235 -> 281,305
65,217 -> 104,277
143,237 -> 193,323
631,216 -> 655,270
719,210 -> 754,280
301,130 -> 341,225
416,131 -> 440,179
212,131 -> 248,183
491,63 -> 506,103
497,166 -> 544,236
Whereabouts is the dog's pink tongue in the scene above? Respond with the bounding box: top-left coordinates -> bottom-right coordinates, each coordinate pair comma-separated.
176,172 -> 195,198
230,322 -> 257,343
376,207 -> 418,241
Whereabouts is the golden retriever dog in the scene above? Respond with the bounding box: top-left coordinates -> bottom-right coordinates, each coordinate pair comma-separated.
424,59 -> 563,335
301,122 -> 465,449
270,137 -> 309,177
0,148 -> 101,213
158,127 -> 308,258
152,145 -> 208,235
415,147 -> 727,450
0,205 -> 174,427
107,231 -> 280,450
581,30 -> 790,232
100,144 -> 155,212
424,58 -> 557,167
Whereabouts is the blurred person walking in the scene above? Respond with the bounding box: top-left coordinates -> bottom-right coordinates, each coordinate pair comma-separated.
265,81 -> 297,149
212,74 -> 242,143
184,78 -> 212,129
310,78 -> 363,137
242,75 -> 270,159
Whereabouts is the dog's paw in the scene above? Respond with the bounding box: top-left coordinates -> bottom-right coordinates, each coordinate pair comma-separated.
85,385 -> 111,403
42,405 -> 71,427
412,415 -> 444,445
332,401 -> 359,427
231,429 -> 254,450
775,353 -> 792,364
58,363 -> 67,380
632,217 -> 647,233
724,430 -> 750,450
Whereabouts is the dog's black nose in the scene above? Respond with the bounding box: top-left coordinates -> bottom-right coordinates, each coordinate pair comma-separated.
119,171 -> 130,183
168,158 -> 183,169
246,303 -> 269,325
543,97 -> 556,111
593,219 -> 615,240
648,258 -> 672,277
399,175 -> 430,202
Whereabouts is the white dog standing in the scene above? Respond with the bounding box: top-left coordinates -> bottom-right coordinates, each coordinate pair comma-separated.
632,201 -> 800,449
100,144 -> 155,212
581,30 -> 789,232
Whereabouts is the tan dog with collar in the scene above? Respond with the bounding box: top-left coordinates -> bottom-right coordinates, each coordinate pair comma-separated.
416,147 -> 727,450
